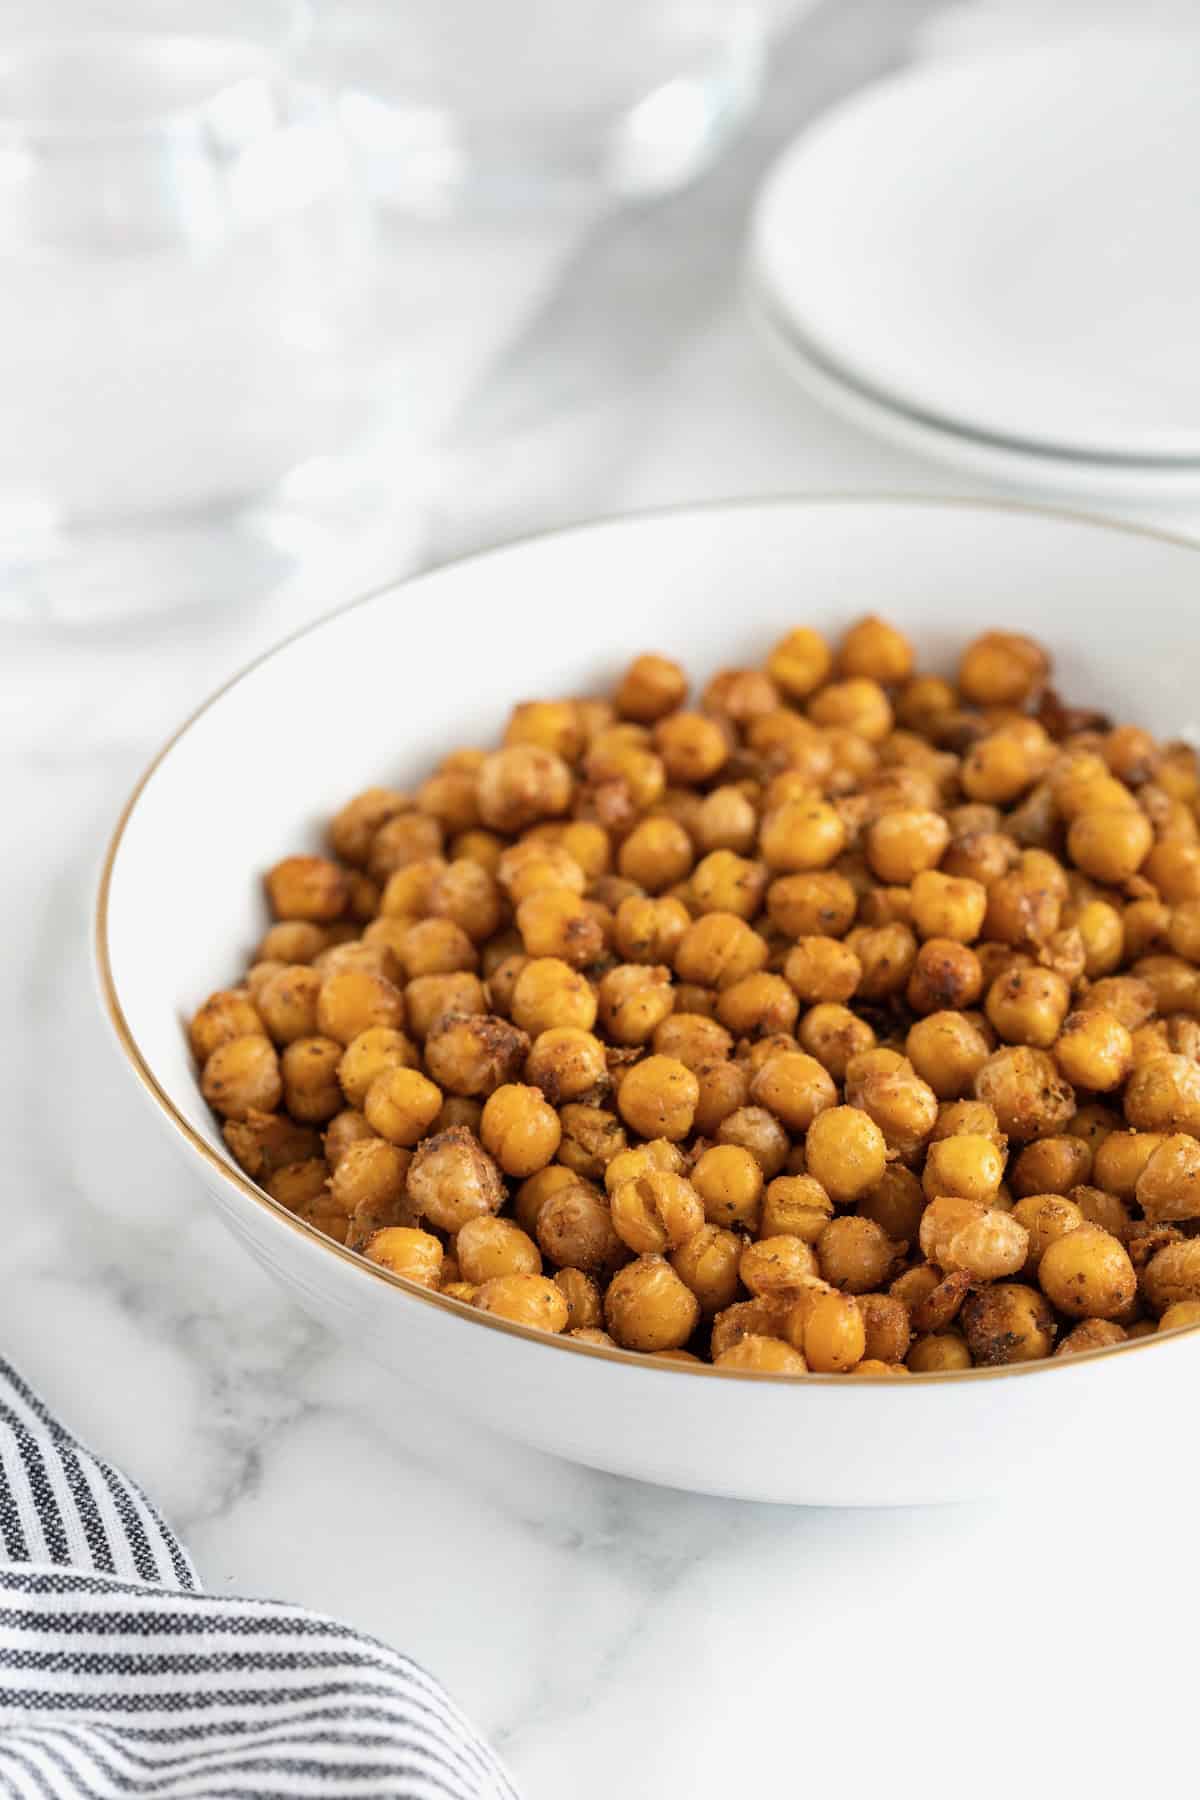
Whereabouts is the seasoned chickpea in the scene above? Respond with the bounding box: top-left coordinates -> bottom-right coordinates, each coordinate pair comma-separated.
424,1011 -> 530,1097
865,809 -> 950,885
223,1111 -> 321,1181
783,938 -> 861,1005
1052,1009 -> 1133,1094
923,1134 -> 1005,1204
740,1235 -> 818,1297
715,972 -> 799,1039
674,912 -> 768,988
504,700 -> 584,761
266,1158 -> 331,1215
316,966 -> 407,1046
364,1226 -> 443,1288
1158,1299 -> 1200,1334
651,710 -> 730,785
1010,1136 -> 1091,1197
265,855 -> 349,923
616,1055 -> 699,1140
1143,1238 -> 1200,1313
817,1216 -> 897,1293
858,1293 -> 912,1365
478,1083 -> 561,1177
1056,1318 -> 1127,1355
536,1183 -> 626,1278
857,1166 -> 925,1246
907,1332 -> 972,1373
406,972 -> 486,1043
743,1051 -> 834,1135
766,626 -> 833,698
692,1058 -> 750,1135
617,817 -> 692,893
598,964 -> 675,1046
906,940 -> 983,1015
845,923 -> 917,1001
329,787 -> 407,866
1133,1133 -> 1200,1223
652,1013 -> 732,1070
715,1106 -> 789,1178
1067,808 -> 1153,884
201,1035 -> 283,1121
767,871 -> 858,939
904,1012 -> 990,1099
476,745 -> 572,832
759,798 -> 846,874
958,631 -> 1048,707
456,1215 -> 542,1284
610,1170 -> 704,1254
759,1174 -> 833,1242
475,1274 -> 570,1333
690,849 -> 767,921
554,1267 -> 603,1332
808,677 -> 893,743
666,1225 -> 740,1319
800,1003 -> 877,1081
190,989 -> 265,1063
974,1045 -> 1075,1141
715,1335 -> 807,1373
360,1065 -> 441,1147
508,958 -> 597,1037
612,894 -> 690,966
686,1143 -> 761,1230
984,966 -> 1070,1050
614,652 -> 687,722
515,888 -> 605,969
695,785 -> 758,856
804,1107 -> 887,1206
1038,1225 -> 1136,1319
524,1027 -> 606,1104
605,1255 -> 700,1352
1124,1053 -> 1200,1135
1011,1194 -> 1085,1271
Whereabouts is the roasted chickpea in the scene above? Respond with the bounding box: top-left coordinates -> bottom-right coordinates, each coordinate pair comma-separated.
922,1133 -> 1004,1204
604,1255 -> 700,1352
906,940 -> 983,1016
1143,1238 -> 1200,1313
616,1055 -> 699,1140
714,1106 -> 790,1178
597,964 -> 675,1046
817,1216 -> 897,1293
958,631 -> 1048,707
200,1034 -> 283,1121
844,923 -> 917,1001
223,1111 -> 321,1181
1158,1299 -> 1200,1334
610,1169 -> 704,1255
189,989 -> 265,1064
715,972 -> 799,1039
984,966 -> 1070,1049
1011,1193 -> 1086,1271
715,1335 -> 807,1373
1009,1136 -> 1091,1198
1124,1053 -> 1200,1136
1038,1225 -> 1136,1320
329,788 -> 407,867
504,701 -> 584,761
455,1215 -> 542,1284
266,1158 -> 331,1215
476,745 -> 572,833
617,817 -> 692,893
265,855 -> 349,923
364,1226 -> 443,1288
614,652 -> 687,722
767,871 -> 858,940
858,1293 -> 912,1365
475,1083 -> 560,1177
799,1003 -> 877,1081
907,1331 -> 973,1372
673,912 -> 767,989
424,1011 -> 530,1097
695,785 -> 758,856
739,1234 -> 818,1298
474,1274 -> 569,1333
553,1266 -> 603,1332
783,938 -> 861,1006
758,797 -> 846,874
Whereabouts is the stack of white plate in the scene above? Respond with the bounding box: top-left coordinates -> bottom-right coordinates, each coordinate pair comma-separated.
745,42 -> 1200,504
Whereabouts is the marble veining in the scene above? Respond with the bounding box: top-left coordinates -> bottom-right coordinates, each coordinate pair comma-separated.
3,2 -> 1197,1794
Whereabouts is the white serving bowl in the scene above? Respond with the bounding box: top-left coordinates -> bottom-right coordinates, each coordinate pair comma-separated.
97,497 -> 1200,1506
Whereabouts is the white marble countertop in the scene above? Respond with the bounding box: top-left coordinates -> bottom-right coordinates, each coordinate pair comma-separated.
3,2 -> 1197,1793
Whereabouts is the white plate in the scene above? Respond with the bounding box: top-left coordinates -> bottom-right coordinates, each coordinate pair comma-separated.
98,498 -> 1200,1506
750,43 -> 1200,462
745,277 -> 1200,505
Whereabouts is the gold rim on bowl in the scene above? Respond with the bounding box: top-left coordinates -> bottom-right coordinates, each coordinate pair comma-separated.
94,492 -> 1200,1385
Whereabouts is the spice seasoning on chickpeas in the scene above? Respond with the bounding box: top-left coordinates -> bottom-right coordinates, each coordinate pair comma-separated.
192,620 -> 1200,1372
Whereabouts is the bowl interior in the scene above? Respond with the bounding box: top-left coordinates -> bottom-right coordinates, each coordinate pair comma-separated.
103,497 -> 1199,1181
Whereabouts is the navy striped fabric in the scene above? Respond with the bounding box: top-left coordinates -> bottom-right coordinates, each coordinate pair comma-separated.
0,1361 -> 519,1799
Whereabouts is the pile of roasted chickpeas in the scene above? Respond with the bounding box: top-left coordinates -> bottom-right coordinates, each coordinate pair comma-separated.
191,619 -> 1200,1375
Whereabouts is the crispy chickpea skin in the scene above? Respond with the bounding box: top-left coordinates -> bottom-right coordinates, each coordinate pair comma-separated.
363,1226 -> 443,1288
1038,1225 -> 1136,1319
201,1035 -> 282,1121
604,1255 -> 701,1352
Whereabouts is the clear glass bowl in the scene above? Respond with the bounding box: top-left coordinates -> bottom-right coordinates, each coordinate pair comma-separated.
0,0 -> 375,621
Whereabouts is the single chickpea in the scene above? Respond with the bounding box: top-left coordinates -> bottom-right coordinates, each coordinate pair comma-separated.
1068,808 -> 1154,885
1069,899 -> 1125,978
907,1332 -> 973,1373
783,938 -> 861,1006
361,1066 -> 441,1147
223,1112 -> 322,1181
1055,1319 -> 1127,1355
1158,1299 -> 1200,1333
1052,1008 -> 1133,1094
512,1164 -> 577,1237
379,857 -> 445,922
906,940 -> 983,1016
257,921 -> 331,966
858,1292 -> 912,1365
767,871 -> 858,939
612,894 -> 690,966
610,1169 -> 704,1254
1144,840 -> 1200,903
476,745 -> 573,833
690,849 -> 768,920
696,786 -> 759,856
857,1166 -> 925,1246
330,1132 -> 410,1222
279,1036 -> 344,1124
406,1126 -> 504,1233
369,816 -> 445,885
406,972 -> 486,1042
844,923 -> 917,1001
907,870 -> 988,946
808,677 -> 894,743
451,830 -> 504,872
604,1255 -> 701,1352
716,1106 -> 791,1178
758,798 -> 846,874
689,1143 -> 763,1229
478,1083 -> 561,1177
1133,953 -> 1200,1016
800,1107 -> 885,1206
895,673 -> 956,733
504,700 -> 585,761
836,614 -> 913,684
424,1011 -> 530,1097
1134,1133 -> 1200,1223
904,1011 -> 990,1100
265,855 -> 350,923
759,1174 -> 833,1242
497,841 -> 585,906
799,1003 -> 877,1081
1124,1053 -> 1200,1136
797,1292 -> 864,1373
618,818 -> 693,893
922,1134 -> 1005,1204
536,1182 -> 626,1277
864,809 -> 949,886
554,1267 -> 603,1332
701,667 -> 779,725
853,1066 -> 939,1162
1143,1239 -> 1200,1313
668,1224 -> 741,1318
958,631 -> 1048,706
613,653 -> 687,722
1078,975 -> 1156,1030
455,1216 -> 542,1285
525,1027 -> 608,1104
716,973 -> 800,1039
509,958 -> 597,1036
201,1033 -> 289,1122
189,989 -> 266,1064
674,912 -> 767,988
693,1057 -> 751,1134
474,1274 -> 570,1333
745,1051 -> 836,1135
515,888 -> 605,969
816,1216 -> 897,1293
555,1104 -> 626,1180
1010,1137 -> 1091,1198
740,1235 -> 818,1297
266,1158 -> 331,1216
315,966 -> 407,1047
652,711 -> 730,785
973,1045 -> 1075,1141
715,1336 -> 807,1374
597,964 -> 675,1046
984,966 -> 1070,1050
766,626 -> 833,698
615,1055 -> 699,1140
364,1226 -> 443,1288
652,1013 -> 733,1070
1039,1225 -> 1136,1319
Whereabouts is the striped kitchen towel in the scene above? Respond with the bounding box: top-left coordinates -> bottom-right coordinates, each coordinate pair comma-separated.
0,1359 -> 519,1798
